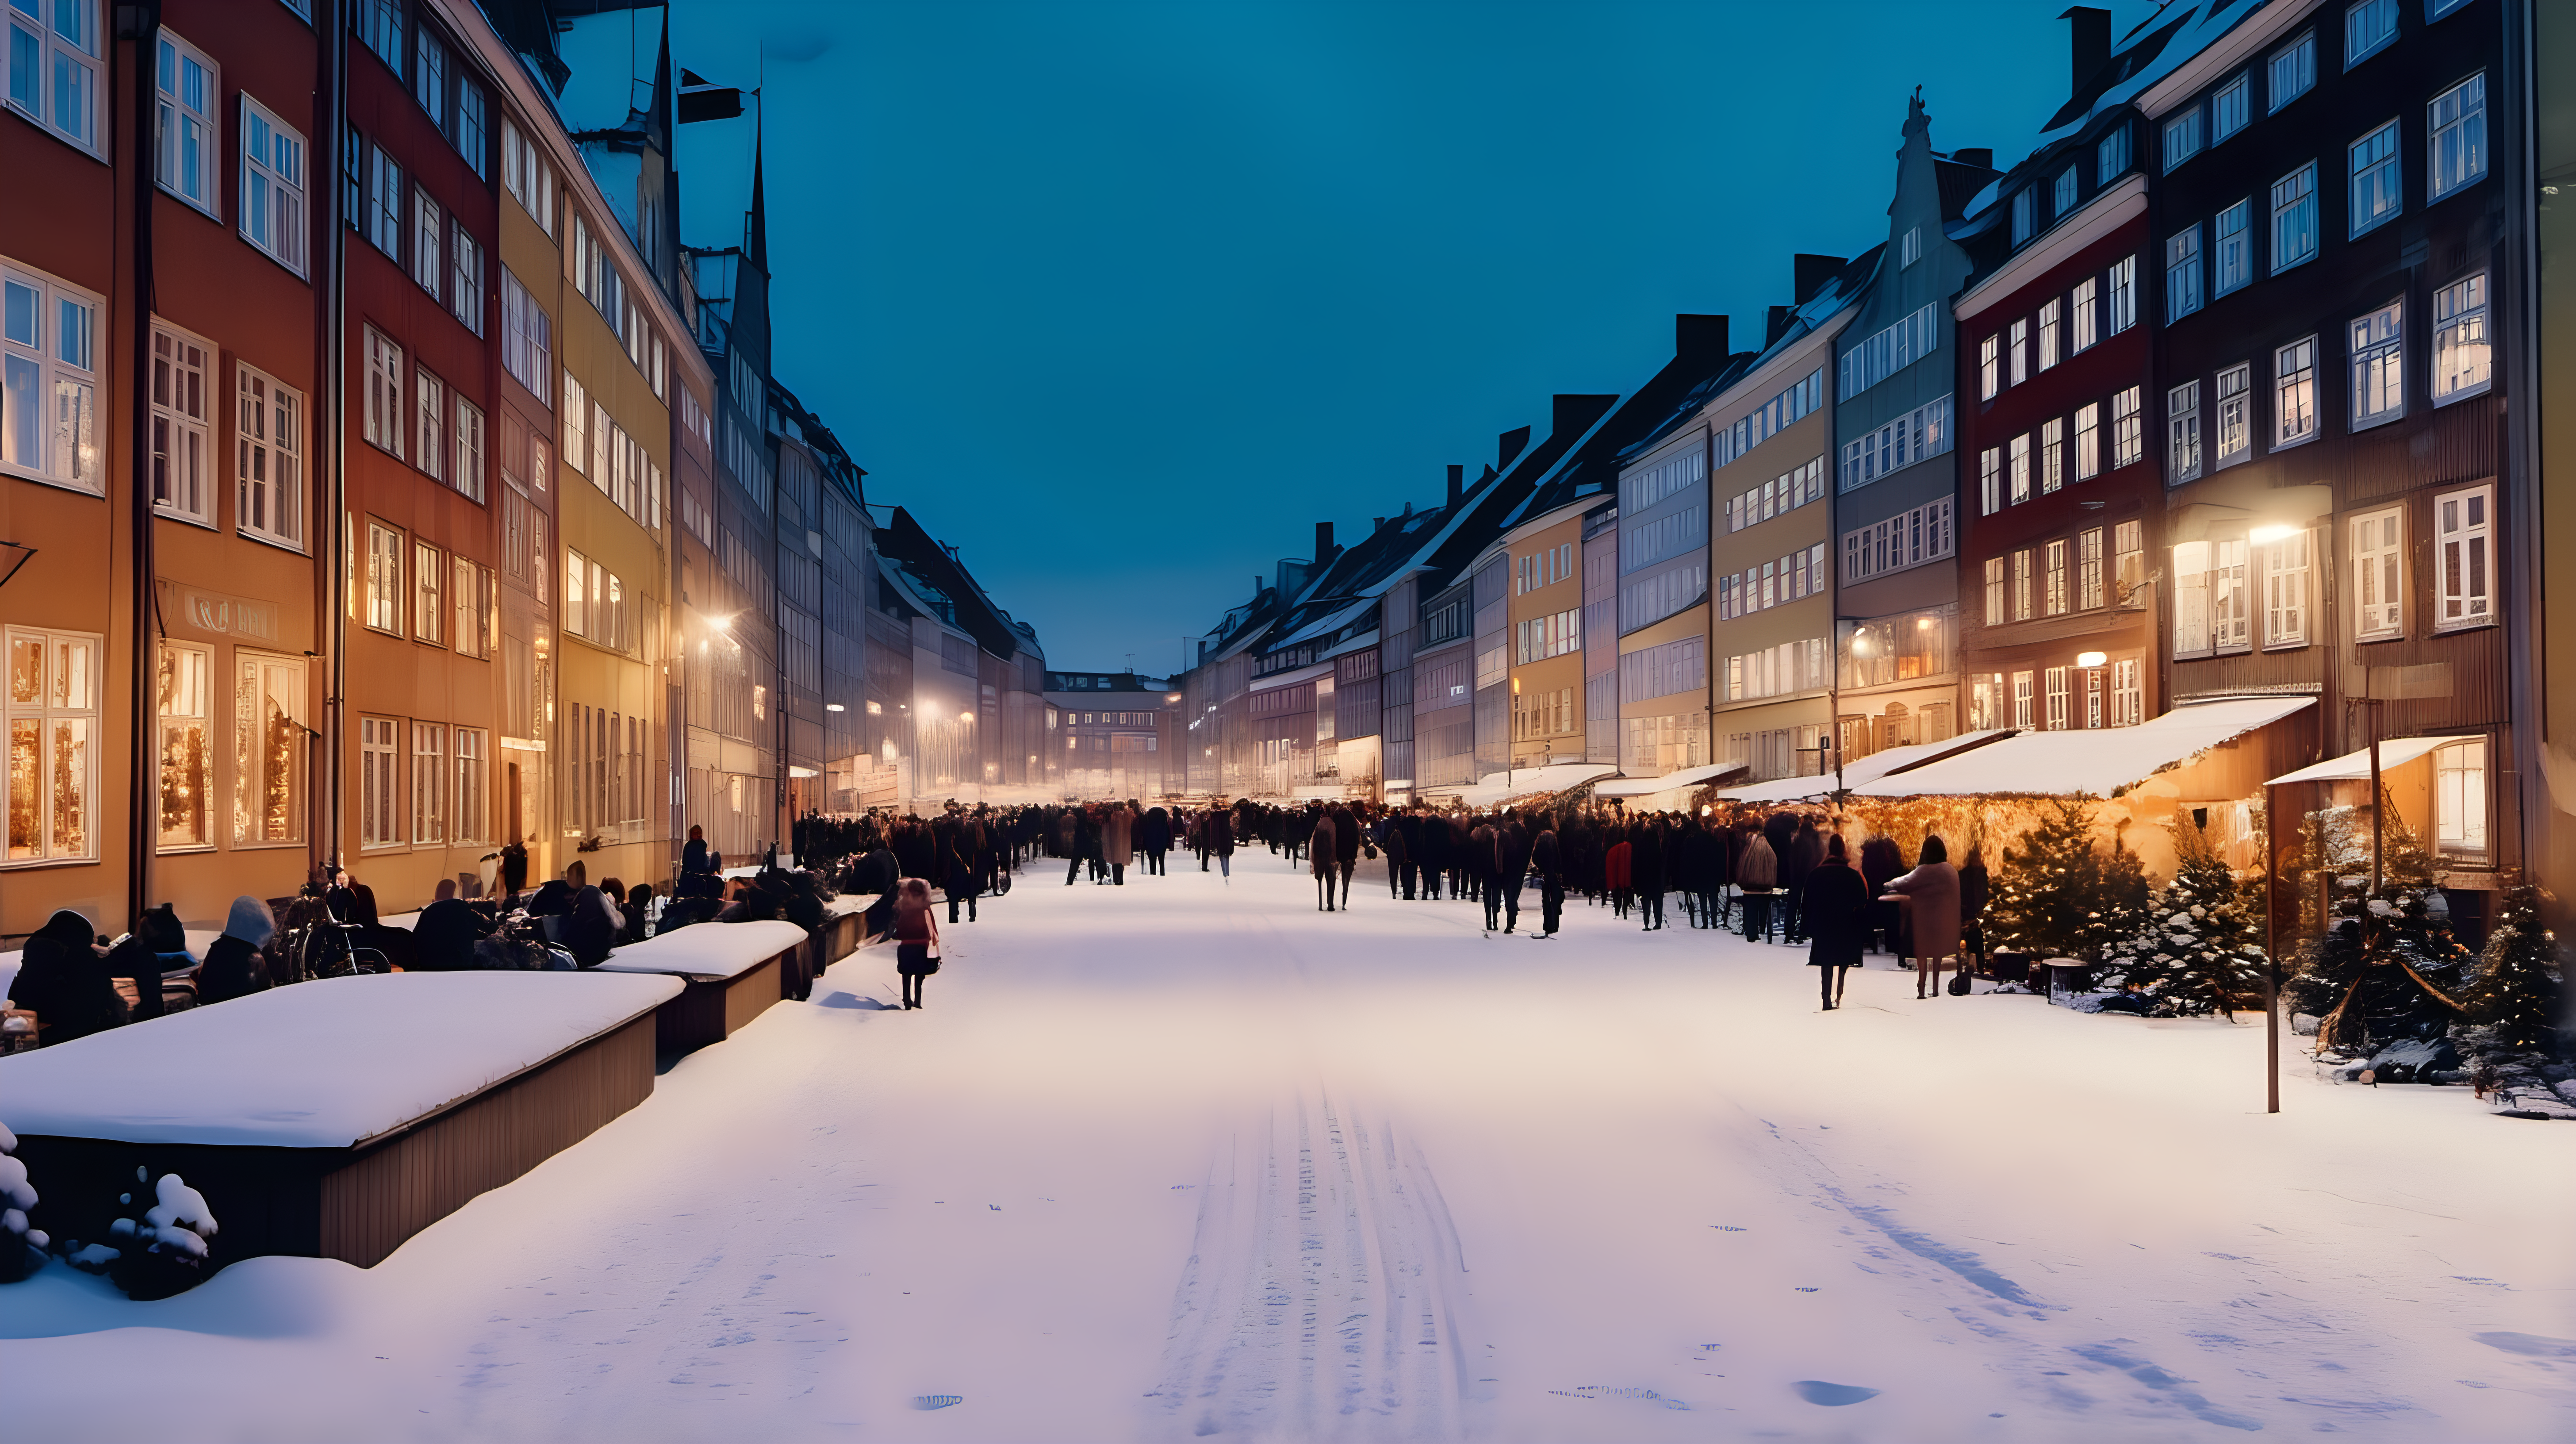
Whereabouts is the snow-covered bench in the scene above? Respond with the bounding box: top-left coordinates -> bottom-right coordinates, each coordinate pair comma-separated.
821,895 -> 870,964
0,971 -> 678,1269
595,919 -> 809,1052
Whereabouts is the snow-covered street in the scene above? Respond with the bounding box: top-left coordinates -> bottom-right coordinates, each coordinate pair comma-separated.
2,857 -> 2569,1443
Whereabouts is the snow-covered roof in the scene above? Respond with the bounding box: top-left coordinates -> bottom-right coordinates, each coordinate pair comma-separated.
598,920 -> 809,982
1445,763 -> 1619,808
1271,596 -> 1377,650
1717,730 -> 2013,805
1855,700 -> 2314,800
0,972 -> 681,1149
1592,760 -> 1749,799
2265,735 -> 2451,787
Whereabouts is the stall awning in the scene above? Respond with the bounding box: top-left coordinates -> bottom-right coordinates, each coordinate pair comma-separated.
2265,735 -> 2452,787
1452,762 -> 1619,808
1716,730 -> 2013,805
1592,760 -> 1748,799
1853,698 -> 2314,799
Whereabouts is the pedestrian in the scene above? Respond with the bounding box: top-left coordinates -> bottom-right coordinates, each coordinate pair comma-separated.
1380,810 -> 1409,899
1632,818 -> 1667,932
1736,829 -> 1779,942
1605,827 -> 1633,919
11,909 -> 123,1043
1882,834 -> 1964,1000
1785,815 -> 1823,943
891,877 -> 942,1010
1311,809 -> 1339,911
1860,833 -> 1907,956
1496,815 -> 1530,934
682,824 -> 713,879
1958,842 -> 1991,978
1800,835 -> 1870,1009
1142,805 -> 1172,876
1211,805 -> 1236,881
1331,803 -> 1361,909
1104,803 -> 1135,886
1531,817 -> 1564,937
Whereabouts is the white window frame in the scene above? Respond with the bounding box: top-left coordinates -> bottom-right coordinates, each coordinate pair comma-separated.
3,626 -> 103,864
1978,446 -> 2000,516
239,93 -> 308,276
2071,277 -> 2097,352
2079,526 -> 2105,610
2112,658 -> 2142,726
412,186 -> 444,298
2272,162 -> 2319,273
2173,540 -> 2212,656
2008,432 -> 2031,505
2348,120 -> 2402,238
2053,165 -> 2078,218
415,367 -> 446,482
2212,199 -> 2251,296
2434,482 -> 2494,631
2344,0 -> 2397,68
155,30 -> 222,219
501,269 -> 552,404
2350,507 -> 2404,640
2433,273 -> 2491,404
6,0 -> 104,156
2214,363 -> 2252,466
1,258 -> 105,495
2262,530 -> 2310,648
155,641 -> 214,851
2012,547 -> 2034,622
2163,108 -> 2203,170
235,363 -> 304,551
2074,401 -> 2101,480
366,143 -> 404,259
2429,73 -> 2487,201
450,227 -> 484,335
2212,73 -> 2250,142
2039,416 -> 2065,494
2044,666 -> 2070,730
2111,385 -> 2144,469
454,726 -> 487,845
2009,318 -> 2028,386
2105,255 -> 2138,334
365,520 -> 404,634
502,119 -> 558,236
2434,737 -> 2489,860
363,325 -> 405,458
1983,556 -> 2005,626
411,720 -> 446,846
2012,670 -> 2035,730
562,370 -> 588,475
2269,30 -> 2316,111
231,649 -> 304,847
2349,299 -> 2404,430
414,539 -> 444,645
150,320 -> 215,526
453,394 -> 485,503
1978,334 -> 1998,399
360,714 -> 401,849
2212,538 -> 2250,652
2044,538 -> 2070,616
2166,224 -> 2203,321
2115,520 -> 2145,607
2037,298 -> 2059,370
2167,379 -> 2200,482
2274,336 -> 2319,447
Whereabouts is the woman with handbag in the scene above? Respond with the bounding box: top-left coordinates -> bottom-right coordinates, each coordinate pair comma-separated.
892,877 -> 943,1010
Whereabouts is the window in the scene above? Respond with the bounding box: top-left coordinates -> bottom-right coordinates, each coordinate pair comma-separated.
451,230 -> 484,334
2167,380 -> 2200,482
2269,31 -> 2316,110
360,716 -> 399,849
2433,273 -> 2491,402
2352,508 -> 2404,638
2045,667 -> 2070,730
2166,224 -> 2203,321
5,629 -> 99,862
1983,556 -> 2005,625
412,722 -> 445,845
2435,483 -> 2493,629
150,323 -> 214,525
2039,417 -> 2065,495
414,541 -> 444,645
1900,225 -> 1921,267
235,365 -> 303,549
2111,386 -> 2144,469
2345,0 -> 2397,66
2434,738 -> 2488,859
2349,121 -> 2401,236
412,187 -> 444,297
352,0 -> 401,68
1836,307 -> 1937,401
1979,334 -> 1999,399
1836,507 -> 1945,586
453,395 -> 485,502
2074,401 -> 2101,480
367,144 -> 404,259
231,652 -> 303,846
2071,277 -> 2098,352
2350,300 -> 2404,429
2009,432 -> 2032,505
2174,540 -> 2212,655
2054,166 -> 2078,218
453,77 -> 488,178
2037,299 -> 2060,370
2105,256 -> 2137,334
2112,659 -> 2142,726
2086,668 -> 2105,729
2214,363 -> 2251,465
1,260 -> 103,493
2274,337 -> 2318,445
2272,163 -> 2319,271
2164,109 -> 2204,169
2012,671 -> 2035,730
452,555 -> 480,658
2262,531 -> 2310,646
561,371 -> 587,474
2213,73 -> 2250,142
240,96 -> 308,275
2097,124 -> 2129,184
501,270 -> 552,403
2044,539 -> 2070,616
2429,74 -> 2488,200
416,369 -> 446,482
2212,200 -> 2251,296
365,521 -> 403,633
156,643 -> 211,850
2427,0 -> 2472,17
363,326 -> 404,457
414,24 -> 447,129
2009,318 -> 2028,386
454,728 -> 487,844
1970,673 -> 2005,730
1978,446 -> 2001,515
156,32 -> 220,217
2012,187 -> 2037,246
8,0 -> 100,154
2212,539 -> 2250,651
2012,548 -> 2034,621
2115,520 -> 2144,606
501,119 -> 558,236
1835,393 -> 1951,492
2079,527 -> 2105,610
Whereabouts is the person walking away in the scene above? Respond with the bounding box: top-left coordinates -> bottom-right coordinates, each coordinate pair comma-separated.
1496,816 -> 1530,934
1105,803 -> 1135,886
1632,819 -> 1668,931
1785,815 -> 1824,944
1957,843 -> 1991,979
1331,803 -> 1361,909
1142,805 -> 1171,876
1605,828 -> 1633,919
1470,818 -> 1500,931
1882,835 -> 1963,999
1860,834 -> 1906,956
1737,830 -> 1779,941
945,819 -> 983,923
1531,819 -> 1564,937
1310,810 -> 1339,911
1417,809 -> 1447,899
1211,806 -> 1236,881
1381,811 -> 1408,899
891,877 -> 941,1009
1671,822 -> 1703,928
1800,835 -> 1871,1009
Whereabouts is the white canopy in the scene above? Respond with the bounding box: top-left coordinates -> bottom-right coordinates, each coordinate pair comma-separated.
1717,730 -> 2012,805
1449,763 -> 1619,808
1592,760 -> 1749,799
1853,698 -> 2314,799
598,919 -> 811,982
2265,734 -> 2451,787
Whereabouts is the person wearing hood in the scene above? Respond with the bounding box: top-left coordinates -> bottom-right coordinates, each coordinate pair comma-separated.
11,910 -> 124,1043
412,895 -> 489,970
1800,836 -> 1871,1009
1736,829 -> 1779,942
200,897 -> 277,1006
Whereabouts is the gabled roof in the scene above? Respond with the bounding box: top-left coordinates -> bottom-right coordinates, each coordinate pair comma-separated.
1619,250 -> 1881,468
874,507 -> 1035,661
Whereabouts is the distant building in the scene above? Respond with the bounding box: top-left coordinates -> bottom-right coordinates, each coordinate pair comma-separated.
1044,671 -> 1178,799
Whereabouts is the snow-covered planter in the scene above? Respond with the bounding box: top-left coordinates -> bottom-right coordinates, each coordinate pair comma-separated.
0,1121 -> 44,1282
100,1168 -> 221,1300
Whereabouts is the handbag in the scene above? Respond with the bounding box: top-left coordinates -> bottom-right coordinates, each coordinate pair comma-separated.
1947,970 -> 1971,996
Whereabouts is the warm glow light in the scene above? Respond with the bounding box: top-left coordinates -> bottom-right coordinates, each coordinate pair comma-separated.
707,613 -> 736,632
866,701 -> 882,714
1917,618 -> 1934,630
1165,693 -> 1181,703
2076,650 -> 2108,668
958,711 -> 975,722
2248,523 -> 2300,545
920,703 -> 938,719
1851,636 -> 1871,656
825,703 -> 846,712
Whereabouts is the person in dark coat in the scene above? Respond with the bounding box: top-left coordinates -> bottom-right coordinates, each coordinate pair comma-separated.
1495,817 -> 1530,934
1415,809 -> 1446,900
1784,816 -> 1825,944
1210,805 -> 1236,881
1309,810 -> 1338,911
1800,836 -> 1871,1009
1762,809 -> 1799,883
1631,820 -> 1667,931
1736,829 -> 1779,941
1330,804 -> 1361,909
560,885 -> 622,967
12,909 -> 123,1043
1670,823 -> 1703,928
622,883 -> 656,944
199,896 -> 276,1006
1530,820 -> 1564,937
1859,834 -> 1907,955
1957,843 -> 1992,976
1380,812 -> 1409,899
682,824 -> 713,879
1469,819 -> 1499,930
412,896 -> 487,970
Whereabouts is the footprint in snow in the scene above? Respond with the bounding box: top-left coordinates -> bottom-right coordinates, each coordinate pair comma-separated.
1794,1287 -> 1820,1293
1712,1225 -> 1748,1232
913,1394 -> 962,1410
1793,1380 -> 1880,1406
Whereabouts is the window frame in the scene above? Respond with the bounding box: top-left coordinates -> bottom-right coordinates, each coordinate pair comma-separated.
2433,737 -> 2489,861
2037,298 -> 2060,370
2078,526 -> 2106,610
2262,530 -> 2312,648
359,714 -> 402,851
2212,199 -> 2252,296
2105,255 -> 2138,334
2110,385 -> 2144,470
411,720 -> 446,846
235,362 -> 305,551
2173,539 -> 2212,657
1,257 -> 106,495
231,649 -> 304,848
413,539 -> 445,645
2165,223 -> 2203,321
2053,166 -> 2078,219
2349,298 -> 2405,431
2039,415 -> 2065,494
155,29 -> 222,219
155,640 -> 215,852
415,366 -> 447,482
1979,334 -> 1999,399
364,520 -> 405,634
2097,124 -> 2130,185
450,227 -> 484,335
453,393 -> 485,502
2433,481 -> 2495,631
3,626 -> 104,865
2167,379 -> 2201,483
2344,0 -> 2398,68
2432,272 -> 2491,404
2271,162 -> 2320,273
2269,30 -> 2317,111
2273,335 -> 2319,449
7,0 -> 104,157
2350,507 -> 2405,640
149,319 -> 217,527
2348,119 -> 2403,238
2428,73 -> 2488,202
238,93 -> 309,276
2212,73 -> 2251,143
453,726 -> 487,844
2072,277 -> 2099,352
2074,401 -> 2101,480
2162,108 -> 2203,171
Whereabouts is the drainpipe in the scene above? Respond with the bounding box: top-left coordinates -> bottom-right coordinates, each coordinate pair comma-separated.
323,0 -> 348,878
124,0 -> 163,931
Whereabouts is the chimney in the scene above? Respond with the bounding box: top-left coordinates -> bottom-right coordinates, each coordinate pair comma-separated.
1446,463 -> 1464,507
1793,253 -> 1847,305
1314,520 -> 1335,563
2063,7 -> 2111,93
1497,427 -> 1530,472
1372,516 -> 1386,533
1951,146 -> 1994,171
1675,313 -> 1728,360
1765,304 -> 1794,346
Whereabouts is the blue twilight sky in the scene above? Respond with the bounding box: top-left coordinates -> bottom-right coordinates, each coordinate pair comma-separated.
665,0 -> 2161,675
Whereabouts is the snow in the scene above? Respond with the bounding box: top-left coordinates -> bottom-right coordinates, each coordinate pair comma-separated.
1718,729 -> 2011,804
1855,699 -> 2314,799
596,920 -> 810,982
0,862 -> 2567,1442
0,972 -> 679,1149
2267,734 -> 2451,786
1592,760 -> 1747,799
1445,762 -> 1619,808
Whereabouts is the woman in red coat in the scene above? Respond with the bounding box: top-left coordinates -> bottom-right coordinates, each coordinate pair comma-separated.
1604,832 -> 1633,920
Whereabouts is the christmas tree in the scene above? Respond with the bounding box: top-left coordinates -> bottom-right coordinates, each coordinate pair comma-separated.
2459,882 -> 2564,1056
2107,826 -> 2268,1018
1987,797 -> 2148,963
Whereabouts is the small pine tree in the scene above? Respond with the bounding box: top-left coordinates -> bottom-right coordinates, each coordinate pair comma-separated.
1988,797 -> 2148,963
2460,883 -> 2564,1055
2106,828 -> 2268,1017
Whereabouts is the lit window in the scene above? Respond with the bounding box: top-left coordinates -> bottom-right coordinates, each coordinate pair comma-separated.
2173,541 -> 2212,655
2114,521 -> 2145,605
2274,336 -> 2319,446
2212,539 -> 2250,651
2044,667 -> 2070,730
2167,380 -> 2200,482
2039,416 -> 2064,494
156,643 -> 212,850
2110,386 -> 2144,469
2349,300 -> 2404,429
2044,539 -> 2070,616
2434,483 -> 2494,630
2012,670 -> 2034,730
2105,255 -> 2137,333
2074,401 -> 2101,480
1979,334 -> 1999,399
2434,738 -> 2488,859
2262,530 -> 2310,646
366,522 -> 404,633
412,722 -> 446,845
233,652 -> 304,846
2036,299 -> 2060,370
2078,527 -> 2105,610
454,727 -> 487,843
2012,548 -> 2034,621
414,541 -> 445,645
1983,557 -> 2005,625
363,326 -> 405,458
2429,74 -> 2488,200
2350,508 -> 2404,639
6,628 -> 103,863
2433,273 -> 2491,402
2071,277 -> 2098,352
2009,433 -> 2031,505
1,258 -> 104,493
2272,162 -> 2319,271
2213,363 -> 2251,466
2009,319 -> 2028,386
360,716 -> 400,848
240,95 -> 308,275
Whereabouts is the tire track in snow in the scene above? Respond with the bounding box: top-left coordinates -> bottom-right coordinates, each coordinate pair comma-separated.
1148,1094 -> 1481,1441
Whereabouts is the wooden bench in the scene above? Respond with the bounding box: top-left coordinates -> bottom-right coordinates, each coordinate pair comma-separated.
0,971 -> 678,1269
594,920 -> 809,1053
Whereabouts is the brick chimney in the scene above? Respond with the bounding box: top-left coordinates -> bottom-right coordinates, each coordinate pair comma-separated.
1314,521 -> 1335,563
1446,463 -> 1463,508
2064,7 -> 2111,93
